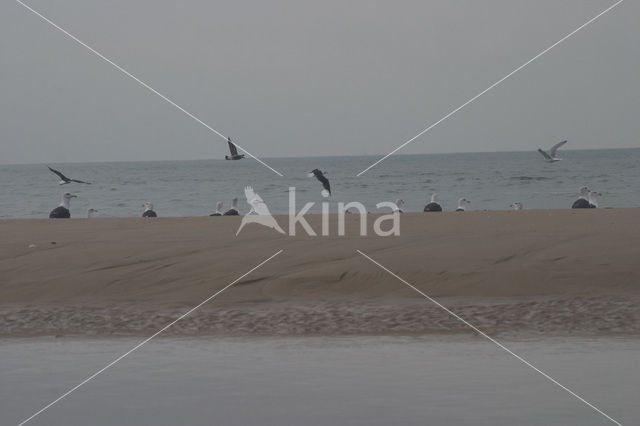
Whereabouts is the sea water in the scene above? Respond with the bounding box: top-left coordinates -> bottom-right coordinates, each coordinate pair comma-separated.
1,149 -> 639,218
1,336 -> 638,425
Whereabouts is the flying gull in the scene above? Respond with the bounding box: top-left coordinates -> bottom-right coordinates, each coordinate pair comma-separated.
223,198 -> 240,215
235,186 -> 285,235
210,201 -> 223,216
142,202 -> 157,217
225,138 -> 245,160
49,193 -> 77,218
424,193 -> 442,212
510,202 -> 523,211
571,186 -> 591,209
537,140 -> 567,163
456,198 -> 471,211
48,166 -> 91,185
309,169 -> 331,197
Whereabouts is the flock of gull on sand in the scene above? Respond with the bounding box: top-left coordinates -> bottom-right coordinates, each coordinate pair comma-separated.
46,139 -> 603,219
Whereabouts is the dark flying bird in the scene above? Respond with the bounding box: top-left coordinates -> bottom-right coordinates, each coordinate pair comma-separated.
308,169 -> 331,197
49,193 -> 77,218
48,166 -> 91,185
537,140 -> 567,163
225,138 -> 245,160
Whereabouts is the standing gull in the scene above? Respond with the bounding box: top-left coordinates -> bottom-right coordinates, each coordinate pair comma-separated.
210,201 -> 223,216
510,202 -> 523,211
49,193 -> 77,218
456,198 -> 471,211
571,187 -> 591,209
87,208 -> 98,218
223,198 -> 240,215
142,202 -> 157,217
48,166 -> 91,185
393,199 -> 405,213
537,140 -> 567,163
225,138 -> 245,160
588,191 -> 601,208
309,169 -> 331,197
424,193 -> 442,212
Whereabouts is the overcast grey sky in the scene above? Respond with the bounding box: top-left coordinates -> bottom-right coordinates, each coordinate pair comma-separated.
0,0 -> 637,164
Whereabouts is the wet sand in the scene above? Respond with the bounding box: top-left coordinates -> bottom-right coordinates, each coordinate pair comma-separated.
1,209 -> 639,337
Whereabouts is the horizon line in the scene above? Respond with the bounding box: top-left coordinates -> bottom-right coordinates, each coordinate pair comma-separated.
2,146 -> 639,166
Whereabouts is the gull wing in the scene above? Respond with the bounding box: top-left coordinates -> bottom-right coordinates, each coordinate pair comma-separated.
537,149 -> 552,160
228,139 -> 239,156
48,166 -> 69,181
549,140 -> 567,158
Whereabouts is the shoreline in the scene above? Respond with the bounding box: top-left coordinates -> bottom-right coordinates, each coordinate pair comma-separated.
0,206 -> 637,220
2,294 -> 639,339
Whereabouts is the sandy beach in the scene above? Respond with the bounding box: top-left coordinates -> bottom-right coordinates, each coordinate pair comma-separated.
1,209 -> 639,337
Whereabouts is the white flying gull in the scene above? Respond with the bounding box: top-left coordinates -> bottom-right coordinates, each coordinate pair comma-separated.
424,193 -> 442,212
142,202 -> 157,217
225,138 -> 245,160
235,186 -> 285,235
49,193 -> 77,218
456,198 -> 471,211
571,186 -> 591,209
48,166 -> 91,185
223,198 -> 240,215
537,140 -> 567,163
308,169 -> 331,197
210,201 -> 223,216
